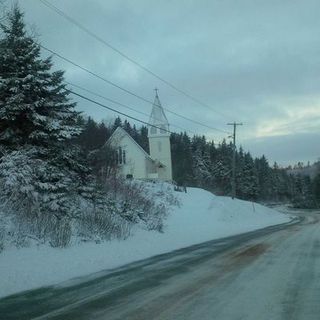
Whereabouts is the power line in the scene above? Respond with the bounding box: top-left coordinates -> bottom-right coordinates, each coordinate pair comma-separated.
39,0 -> 233,121
39,44 -> 231,135
66,81 -> 198,135
41,44 -> 229,134
68,89 -> 174,134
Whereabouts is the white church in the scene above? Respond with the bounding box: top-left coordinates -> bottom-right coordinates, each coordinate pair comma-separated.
107,91 -> 173,181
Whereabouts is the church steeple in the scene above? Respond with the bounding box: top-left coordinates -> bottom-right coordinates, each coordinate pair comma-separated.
148,89 -> 169,137
147,89 -> 172,180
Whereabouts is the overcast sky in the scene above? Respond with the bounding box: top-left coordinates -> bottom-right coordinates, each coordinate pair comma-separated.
6,0 -> 320,166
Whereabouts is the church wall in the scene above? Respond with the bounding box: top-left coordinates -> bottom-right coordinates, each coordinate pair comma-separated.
145,157 -> 157,177
110,134 -> 148,179
149,135 -> 172,180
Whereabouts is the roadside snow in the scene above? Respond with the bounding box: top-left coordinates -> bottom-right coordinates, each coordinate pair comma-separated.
0,187 -> 291,298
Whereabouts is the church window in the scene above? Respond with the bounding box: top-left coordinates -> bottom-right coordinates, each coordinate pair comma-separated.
116,147 -> 126,165
160,125 -> 166,134
150,126 -> 157,134
118,147 -> 122,164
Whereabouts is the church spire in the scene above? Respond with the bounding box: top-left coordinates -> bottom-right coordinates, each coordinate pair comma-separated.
148,89 -> 169,137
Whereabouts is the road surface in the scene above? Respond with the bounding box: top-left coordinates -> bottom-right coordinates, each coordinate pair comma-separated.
1,211 -> 320,320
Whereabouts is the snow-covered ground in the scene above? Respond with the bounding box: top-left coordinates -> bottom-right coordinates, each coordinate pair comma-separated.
0,186 -> 292,298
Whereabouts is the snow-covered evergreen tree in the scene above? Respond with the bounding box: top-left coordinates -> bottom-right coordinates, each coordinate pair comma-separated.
170,132 -> 194,185
192,147 -> 212,187
191,135 -> 212,187
0,6 -> 85,246
239,152 -> 259,200
255,155 -> 272,200
291,174 -> 315,208
211,139 -> 232,195
0,5 -> 80,151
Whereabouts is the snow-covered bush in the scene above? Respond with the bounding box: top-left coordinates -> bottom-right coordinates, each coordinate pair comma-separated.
0,149 -> 179,248
74,177 -> 179,243
76,198 -> 131,243
0,146 -> 179,248
102,176 -> 179,232
0,147 -> 77,247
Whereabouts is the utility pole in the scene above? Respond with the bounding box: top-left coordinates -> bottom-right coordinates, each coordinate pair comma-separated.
227,122 -> 243,199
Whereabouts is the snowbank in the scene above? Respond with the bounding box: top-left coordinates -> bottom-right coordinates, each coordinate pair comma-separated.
0,187 -> 291,298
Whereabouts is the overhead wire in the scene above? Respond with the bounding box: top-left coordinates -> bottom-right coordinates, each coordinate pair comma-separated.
39,0 -> 234,121
39,44 -> 231,135
67,89 -> 174,134
66,81 -> 198,135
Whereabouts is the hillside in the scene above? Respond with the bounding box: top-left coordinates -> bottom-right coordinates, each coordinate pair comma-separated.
0,185 -> 291,298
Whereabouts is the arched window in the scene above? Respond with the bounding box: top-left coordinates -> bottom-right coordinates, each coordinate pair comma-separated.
118,147 -> 122,164
116,147 -> 126,165
122,150 -> 126,164
150,126 -> 157,134
114,150 -> 119,164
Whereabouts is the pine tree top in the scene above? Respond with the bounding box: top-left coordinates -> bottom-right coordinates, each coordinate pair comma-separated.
0,5 -> 81,150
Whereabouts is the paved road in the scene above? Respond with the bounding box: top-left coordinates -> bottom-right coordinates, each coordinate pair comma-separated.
1,211 -> 320,320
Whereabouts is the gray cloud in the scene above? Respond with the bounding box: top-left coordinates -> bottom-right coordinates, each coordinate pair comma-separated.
6,0 -> 320,165
242,132 -> 320,166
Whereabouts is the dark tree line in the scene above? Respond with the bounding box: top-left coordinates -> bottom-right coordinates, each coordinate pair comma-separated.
172,136 -> 319,208
75,117 -> 149,153
76,117 -> 320,208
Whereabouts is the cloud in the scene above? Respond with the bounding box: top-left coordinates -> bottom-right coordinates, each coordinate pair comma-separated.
7,0 -> 320,165
242,132 -> 320,166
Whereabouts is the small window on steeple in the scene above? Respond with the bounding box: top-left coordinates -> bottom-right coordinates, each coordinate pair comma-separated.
150,126 -> 157,134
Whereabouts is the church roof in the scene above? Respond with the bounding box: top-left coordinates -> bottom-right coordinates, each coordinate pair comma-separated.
149,92 -> 169,126
107,126 -> 153,160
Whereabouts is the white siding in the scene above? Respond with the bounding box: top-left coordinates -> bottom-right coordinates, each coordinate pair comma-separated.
107,125 -> 172,181
108,129 -> 151,179
149,135 -> 172,180
119,135 -> 147,179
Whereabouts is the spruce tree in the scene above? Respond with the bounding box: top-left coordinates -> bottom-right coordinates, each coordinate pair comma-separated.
0,6 -> 85,246
255,155 -> 272,200
112,116 -> 122,132
0,6 -> 80,151
213,139 -> 232,195
240,152 -> 259,200
139,125 -> 149,153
